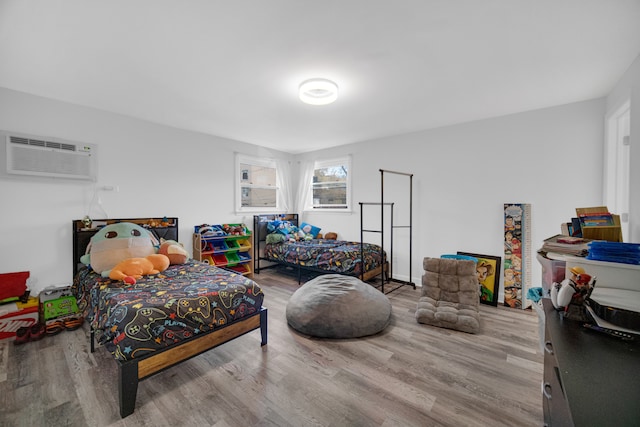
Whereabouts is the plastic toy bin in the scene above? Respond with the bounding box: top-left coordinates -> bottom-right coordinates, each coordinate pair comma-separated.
210,240 -> 228,251
238,251 -> 251,261
194,224 -> 226,236
213,254 -> 228,265
536,252 -> 566,294
225,253 -> 240,265
228,264 -> 250,274
226,240 -> 240,250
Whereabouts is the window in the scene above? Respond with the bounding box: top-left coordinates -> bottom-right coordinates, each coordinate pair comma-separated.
310,157 -> 351,210
236,154 -> 279,212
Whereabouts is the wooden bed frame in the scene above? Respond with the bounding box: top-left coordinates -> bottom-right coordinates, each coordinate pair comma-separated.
72,217 -> 267,418
252,214 -> 388,283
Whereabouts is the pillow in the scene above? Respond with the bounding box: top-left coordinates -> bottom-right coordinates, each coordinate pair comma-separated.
300,222 -> 321,238
158,239 -> 188,264
267,220 -> 284,233
266,233 -> 286,244
267,220 -> 298,236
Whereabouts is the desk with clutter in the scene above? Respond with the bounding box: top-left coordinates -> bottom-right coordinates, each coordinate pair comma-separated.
537,242 -> 640,426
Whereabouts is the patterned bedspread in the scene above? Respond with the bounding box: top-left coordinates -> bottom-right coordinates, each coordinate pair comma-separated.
72,260 -> 264,361
263,239 -> 385,276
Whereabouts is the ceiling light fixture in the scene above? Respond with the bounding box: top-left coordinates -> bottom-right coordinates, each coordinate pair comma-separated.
299,78 -> 338,105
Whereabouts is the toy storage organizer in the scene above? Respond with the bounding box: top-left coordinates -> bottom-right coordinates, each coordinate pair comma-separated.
193,224 -> 253,277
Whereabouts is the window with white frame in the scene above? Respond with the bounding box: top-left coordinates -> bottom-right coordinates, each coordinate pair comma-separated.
310,157 -> 351,210
236,154 -> 279,212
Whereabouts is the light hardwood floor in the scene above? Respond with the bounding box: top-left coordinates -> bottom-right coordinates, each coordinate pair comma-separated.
0,270 -> 543,427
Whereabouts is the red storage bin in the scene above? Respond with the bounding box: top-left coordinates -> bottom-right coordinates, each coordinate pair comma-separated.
213,254 -> 228,265
0,271 -> 29,301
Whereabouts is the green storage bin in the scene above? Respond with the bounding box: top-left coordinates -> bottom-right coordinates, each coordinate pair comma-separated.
225,252 -> 240,265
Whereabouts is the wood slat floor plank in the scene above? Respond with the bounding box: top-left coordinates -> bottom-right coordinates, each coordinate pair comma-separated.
0,270 -> 543,426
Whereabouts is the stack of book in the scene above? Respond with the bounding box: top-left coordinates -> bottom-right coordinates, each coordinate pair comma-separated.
559,206 -> 623,243
540,234 -> 590,257
560,218 -> 583,238
576,206 -> 623,242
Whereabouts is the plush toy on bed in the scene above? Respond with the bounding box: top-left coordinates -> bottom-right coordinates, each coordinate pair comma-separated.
109,254 -> 171,285
158,239 -> 188,264
298,222 -> 322,241
268,220 -> 300,242
80,222 -> 159,277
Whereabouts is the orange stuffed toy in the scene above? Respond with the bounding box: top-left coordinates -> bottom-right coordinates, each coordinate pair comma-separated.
109,254 -> 170,285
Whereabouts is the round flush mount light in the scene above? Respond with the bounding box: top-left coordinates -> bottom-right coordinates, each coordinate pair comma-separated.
299,78 -> 338,105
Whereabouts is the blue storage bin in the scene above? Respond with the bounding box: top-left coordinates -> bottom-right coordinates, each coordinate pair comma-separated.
441,254 -> 478,262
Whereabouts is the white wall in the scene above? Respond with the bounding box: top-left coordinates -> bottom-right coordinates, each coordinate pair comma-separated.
0,86 -> 607,303
297,98 -> 606,300
0,87 -> 292,294
606,54 -> 640,243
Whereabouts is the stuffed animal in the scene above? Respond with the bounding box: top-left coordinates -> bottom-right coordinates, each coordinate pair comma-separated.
223,224 -> 246,235
297,229 -> 313,241
267,220 -> 299,241
158,239 -> 188,264
81,222 -> 159,277
324,232 -> 338,240
109,254 -> 170,285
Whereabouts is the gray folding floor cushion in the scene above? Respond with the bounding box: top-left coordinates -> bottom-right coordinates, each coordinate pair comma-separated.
415,257 -> 480,333
286,274 -> 392,338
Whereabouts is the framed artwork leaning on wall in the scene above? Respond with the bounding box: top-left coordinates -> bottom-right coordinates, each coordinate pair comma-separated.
457,252 -> 502,306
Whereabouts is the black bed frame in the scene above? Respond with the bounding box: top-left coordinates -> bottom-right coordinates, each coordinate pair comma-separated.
72,217 -> 267,418
253,213 -> 298,275
252,214 -> 389,284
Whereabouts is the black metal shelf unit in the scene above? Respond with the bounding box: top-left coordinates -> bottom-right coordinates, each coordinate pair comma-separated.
360,169 -> 415,294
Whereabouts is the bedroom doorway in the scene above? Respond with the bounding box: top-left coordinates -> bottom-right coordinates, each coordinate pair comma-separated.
604,100 -> 631,242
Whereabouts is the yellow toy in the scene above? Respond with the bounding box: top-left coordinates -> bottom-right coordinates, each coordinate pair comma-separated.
109,254 -> 170,285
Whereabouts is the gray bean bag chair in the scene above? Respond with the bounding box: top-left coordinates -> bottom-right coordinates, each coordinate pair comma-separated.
416,257 -> 481,333
286,274 -> 392,338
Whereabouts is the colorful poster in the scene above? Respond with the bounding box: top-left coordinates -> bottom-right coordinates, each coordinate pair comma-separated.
503,203 -> 532,309
457,252 -> 501,306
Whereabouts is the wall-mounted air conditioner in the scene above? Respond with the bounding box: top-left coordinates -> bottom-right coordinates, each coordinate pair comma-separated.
5,134 -> 97,181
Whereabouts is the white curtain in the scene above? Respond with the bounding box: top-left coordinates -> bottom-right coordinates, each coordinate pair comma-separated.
295,159 -> 314,218
276,157 -> 293,213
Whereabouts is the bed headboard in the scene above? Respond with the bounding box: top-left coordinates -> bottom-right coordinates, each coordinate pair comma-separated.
252,214 -> 298,273
252,214 -> 298,243
72,217 -> 179,277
